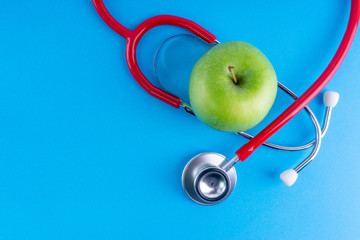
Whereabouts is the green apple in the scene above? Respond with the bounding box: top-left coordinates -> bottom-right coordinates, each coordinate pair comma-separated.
189,41 -> 277,132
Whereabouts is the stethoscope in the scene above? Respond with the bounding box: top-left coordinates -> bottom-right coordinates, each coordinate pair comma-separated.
92,0 -> 360,205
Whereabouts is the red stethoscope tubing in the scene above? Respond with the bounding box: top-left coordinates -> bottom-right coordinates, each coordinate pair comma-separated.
92,0 -> 360,161
92,0 -> 216,108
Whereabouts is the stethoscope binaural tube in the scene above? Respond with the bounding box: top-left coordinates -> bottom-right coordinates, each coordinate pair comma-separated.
236,83 -> 333,152
222,81 -> 325,171
280,92 -> 339,186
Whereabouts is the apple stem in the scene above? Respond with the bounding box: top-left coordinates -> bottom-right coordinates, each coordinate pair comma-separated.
228,66 -> 238,85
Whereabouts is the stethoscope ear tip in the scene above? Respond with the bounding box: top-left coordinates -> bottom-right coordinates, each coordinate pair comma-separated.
323,91 -> 340,107
280,169 -> 298,187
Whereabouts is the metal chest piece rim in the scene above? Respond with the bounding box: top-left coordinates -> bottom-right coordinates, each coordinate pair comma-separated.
182,152 -> 237,205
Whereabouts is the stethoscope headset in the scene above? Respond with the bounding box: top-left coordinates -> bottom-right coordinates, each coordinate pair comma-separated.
92,0 -> 360,205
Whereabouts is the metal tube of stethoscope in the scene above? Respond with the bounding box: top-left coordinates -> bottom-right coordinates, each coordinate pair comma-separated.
280,91 -> 339,186
223,97 -> 337,184
222,110 -> 321,183
294,107 -> 332,173
222,83 -> 326,173
236,108 -> 331,151
293,106 -> 322,173
221,155 -> 239,172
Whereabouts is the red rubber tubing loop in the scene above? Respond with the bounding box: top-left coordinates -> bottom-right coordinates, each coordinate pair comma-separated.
92,0 -> 217,108
236,0 -> 360,161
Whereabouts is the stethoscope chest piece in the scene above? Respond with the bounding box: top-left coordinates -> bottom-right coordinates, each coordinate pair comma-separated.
182,153 -> 237,205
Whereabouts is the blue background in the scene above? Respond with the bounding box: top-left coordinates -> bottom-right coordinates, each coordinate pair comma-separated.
1,0 -> 360,239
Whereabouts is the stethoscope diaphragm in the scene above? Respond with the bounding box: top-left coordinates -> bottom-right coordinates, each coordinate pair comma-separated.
182,152 -> 237,205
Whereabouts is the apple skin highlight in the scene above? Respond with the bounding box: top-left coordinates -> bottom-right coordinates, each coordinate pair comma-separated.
189,41 -> 277,132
